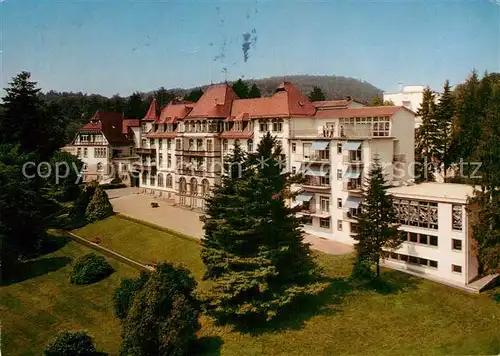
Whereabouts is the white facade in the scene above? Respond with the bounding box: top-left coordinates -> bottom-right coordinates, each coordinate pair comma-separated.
383,183 -> 478,288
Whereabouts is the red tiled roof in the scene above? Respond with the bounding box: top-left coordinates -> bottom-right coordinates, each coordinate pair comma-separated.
122,119 -> 140,134
143,98 -> 159,121
156,102 -> 192,124
80,111 -> 131,145
230,82 -> 316,119
313,100 -> 349,109
219,129 -> 253,139
314,106 -> 410,118
187,84 -> 238,118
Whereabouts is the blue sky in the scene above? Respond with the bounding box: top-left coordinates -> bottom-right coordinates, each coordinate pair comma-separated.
1,0 -> 499,97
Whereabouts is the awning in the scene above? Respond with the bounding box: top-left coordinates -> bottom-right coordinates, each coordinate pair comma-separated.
342,141 -> 362,150
344,169 -> 361,179
311,141 -> 330,150
304,165 -> 330,177
345,197 -> 363,209
296,192 -> 314,202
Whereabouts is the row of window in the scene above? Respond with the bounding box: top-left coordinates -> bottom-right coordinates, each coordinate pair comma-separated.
292,142 -> 362,156
77,147 -> 107,159
385,252 -> 439,269
385,252 -> 463,274
79,134 -> 104,143
141,173 -> 174,188
259,120 -> 283,133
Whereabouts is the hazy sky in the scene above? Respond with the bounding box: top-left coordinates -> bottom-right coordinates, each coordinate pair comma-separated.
2,0 -> 499,97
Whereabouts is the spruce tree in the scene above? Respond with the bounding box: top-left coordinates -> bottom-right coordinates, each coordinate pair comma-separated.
435,80 -> 454,177
470,73 -> 500,274
248,83 -> 262,98
201,141 -> 248,279
200,133 -> 326,324
415,87 -> 439,182
352,157 -> 403,279
231,78 -> 249,99
308,86 -> 326,102
85,186 -> 114,222
125,92 -> 145,118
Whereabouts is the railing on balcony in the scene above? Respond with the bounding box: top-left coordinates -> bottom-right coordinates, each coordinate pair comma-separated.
303,152 -> 330,162
343,210 -> 361,221
136,148 -> 156,155
301,176 -> 330,189
342,155 -> 363,165
343,180 -> 362,192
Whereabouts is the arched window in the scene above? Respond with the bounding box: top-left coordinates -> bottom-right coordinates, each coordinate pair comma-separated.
201,179 -> 210,196
97,162 -> 103,171
223,139 -> 228,151
188,139 -> 194,150
202,121 -> 207,132
179,177 -> 187,194
150,174 -> 156,186
157,173 -> 164,187
196,121 -> 201,132
190,121 -> 196,132
142,172 -> 147,185
190,177 -> 198,196
166,174 -> 173,188
247,139 -> 253,152
196,139 -> 203,150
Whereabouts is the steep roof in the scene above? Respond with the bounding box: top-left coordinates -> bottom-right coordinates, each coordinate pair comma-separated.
187,84 -> 237,118
157,102 -> 192,124
143,98 -> 159,121
313,100 -> 350,109
314,106 -> 412,118
122,119 -> 140,135
81,111 -> 131,145
230,81 -> 316,119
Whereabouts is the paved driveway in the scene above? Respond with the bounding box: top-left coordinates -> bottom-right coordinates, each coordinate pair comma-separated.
105,187 -> 139,199
110,193 -> 353,255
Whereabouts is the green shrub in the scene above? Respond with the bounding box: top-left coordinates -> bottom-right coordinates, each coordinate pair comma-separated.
349,257 -> 375,285
69,253 -> 114,285
69,182 -> 98,222
43,330 -> 96,356
85,187 -> 113,223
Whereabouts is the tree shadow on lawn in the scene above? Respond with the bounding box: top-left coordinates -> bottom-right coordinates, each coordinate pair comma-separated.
190,336 -> 224,356
354,269 -> 421,295
234,277 -> 353,335
1,256 -> 73,286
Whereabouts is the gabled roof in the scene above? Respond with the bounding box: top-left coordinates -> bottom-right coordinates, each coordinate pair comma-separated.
230,81 -> 316,119
80,111 -> 131,145
156,101 -> 193,124
187,84 -> 238,118
314,106 -> 413,118
143,98 -> 159,121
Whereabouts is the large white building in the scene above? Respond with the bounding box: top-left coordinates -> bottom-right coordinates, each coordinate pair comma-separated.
65,81 -> 489,290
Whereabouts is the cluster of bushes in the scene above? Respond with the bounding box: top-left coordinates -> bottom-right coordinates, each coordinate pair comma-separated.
44,330 -> 97,356
69,253 -> 114,285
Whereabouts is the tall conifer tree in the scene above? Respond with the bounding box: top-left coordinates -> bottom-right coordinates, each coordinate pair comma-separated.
415,87 -> 439,182
200,133 -> 325,323
352,157 -> 403,278
435,80 -> 454,177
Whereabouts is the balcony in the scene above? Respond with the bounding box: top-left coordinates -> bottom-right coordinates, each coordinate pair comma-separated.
342,180 -> 363,193
298,208 -> 330,218
300,177 -> 330,190
302,153 -> 330,163
342,155 -> 363,166
342,210 -> 361,221
136,148 -> 156,155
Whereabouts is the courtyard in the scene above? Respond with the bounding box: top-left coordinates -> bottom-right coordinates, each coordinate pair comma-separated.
108,188 -> 354,255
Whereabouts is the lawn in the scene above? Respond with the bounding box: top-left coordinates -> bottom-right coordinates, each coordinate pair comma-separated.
0,231 -> 139,356
3,216 -> 499,355
71,216 -> 500,356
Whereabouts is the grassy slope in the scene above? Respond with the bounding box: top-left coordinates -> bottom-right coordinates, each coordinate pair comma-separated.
71,216 -> 500,356
1,231 -> 138,356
